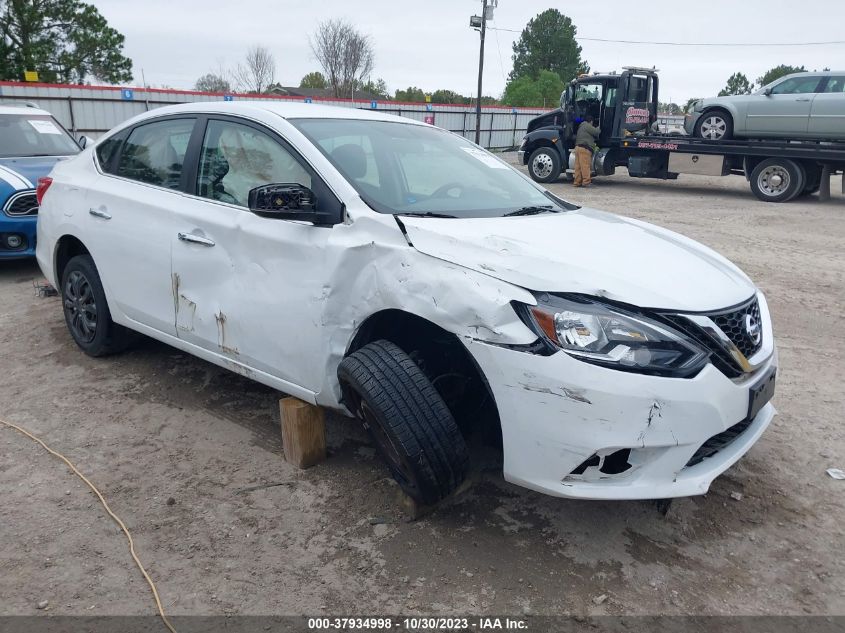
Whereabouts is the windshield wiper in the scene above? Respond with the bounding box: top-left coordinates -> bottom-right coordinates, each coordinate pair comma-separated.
504,206 -> 558,217
396,212 -> 458,219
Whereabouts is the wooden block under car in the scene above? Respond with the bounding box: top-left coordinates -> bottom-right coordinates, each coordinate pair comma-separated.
279,397 -> 326,469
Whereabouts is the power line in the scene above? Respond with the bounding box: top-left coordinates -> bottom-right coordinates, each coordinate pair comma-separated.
579,37 -> 845,47
486,27 -> 845,46
491,20 -> 508,85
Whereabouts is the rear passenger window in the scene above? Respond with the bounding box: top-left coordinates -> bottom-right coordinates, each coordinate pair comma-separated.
823,77 -> 845,93
115,119 -> 195,188
95,131 -> 127,174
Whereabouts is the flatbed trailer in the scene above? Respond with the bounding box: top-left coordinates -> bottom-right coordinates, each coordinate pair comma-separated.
518,67 -> 845,203
592,134 -> 845,202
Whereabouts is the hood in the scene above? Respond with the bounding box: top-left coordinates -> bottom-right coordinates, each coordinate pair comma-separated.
401,208 -> 755,312
0,156 -> 67,194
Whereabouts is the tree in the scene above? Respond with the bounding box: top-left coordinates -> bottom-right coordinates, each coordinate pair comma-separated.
395,86 -> 426,102
356,77 -> 389,99
502,76 -> 543,107
233,46 -> 275,94
430,89 -> 464,104
509,9 -> 587,83
1,0 -> 132,83
300,71 -> 327,89
310,19 -> 375,98
718,72 -> 753,96
500,71 -> 563,108
757,65 -> 807,88
194,73 -> 231,93
658,102 -> 682,115
535,70 -> 565,108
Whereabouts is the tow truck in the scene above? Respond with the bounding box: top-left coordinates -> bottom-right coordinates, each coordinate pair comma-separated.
517,67 -> 845,202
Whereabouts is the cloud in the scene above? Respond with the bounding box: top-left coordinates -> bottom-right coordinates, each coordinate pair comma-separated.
95,0 -> 844,102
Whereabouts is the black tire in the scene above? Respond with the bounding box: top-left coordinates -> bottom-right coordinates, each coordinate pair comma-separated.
749,158 -> 805,203
695,109 -> 734,141
338,340 -> 468,505
527,147 -> 562,183
60,255 -> 136,356
800,165 -> 822,196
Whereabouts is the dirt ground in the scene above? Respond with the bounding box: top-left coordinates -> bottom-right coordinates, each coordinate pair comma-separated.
1,163 -> 843,620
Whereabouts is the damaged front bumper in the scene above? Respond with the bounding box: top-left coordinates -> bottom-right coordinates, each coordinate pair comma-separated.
465,339 -> 777,500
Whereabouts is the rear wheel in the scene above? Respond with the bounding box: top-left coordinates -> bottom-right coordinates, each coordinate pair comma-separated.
799,164 -> 822,196
695,109 -> 733,141
527,147 -> 562,183
61,255 -> 136,356
338,340 -> 469,505
749,158 -> 805,203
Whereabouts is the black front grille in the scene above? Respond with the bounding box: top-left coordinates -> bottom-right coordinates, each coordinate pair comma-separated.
710,298 -> 762,359
3,192 -> 38,216
659,296 -> 763,379
685,416 -> 754,468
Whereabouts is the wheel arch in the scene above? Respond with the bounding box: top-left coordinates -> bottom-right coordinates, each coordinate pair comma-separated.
699,104 -> 737,129
54,234 -> 91,286
345,309 -> 502,445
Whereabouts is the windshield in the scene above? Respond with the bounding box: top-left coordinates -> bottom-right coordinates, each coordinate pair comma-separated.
290,118 -> 573,218
0,113 -> 80,158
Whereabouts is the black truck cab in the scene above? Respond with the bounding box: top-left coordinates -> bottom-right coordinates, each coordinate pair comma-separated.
519,67 -> 659,182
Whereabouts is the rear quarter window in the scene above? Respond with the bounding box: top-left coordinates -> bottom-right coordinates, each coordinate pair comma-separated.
95,132 -> 127,174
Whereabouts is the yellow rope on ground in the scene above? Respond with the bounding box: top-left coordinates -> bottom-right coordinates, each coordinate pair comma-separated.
0,417 -> 177,633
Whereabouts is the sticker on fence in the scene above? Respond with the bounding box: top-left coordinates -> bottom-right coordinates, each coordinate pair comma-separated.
28,119 -> 62,135
460,147 -> 509,169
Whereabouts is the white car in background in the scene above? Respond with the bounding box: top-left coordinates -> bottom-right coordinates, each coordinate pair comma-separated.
687,71 -> 845,141
36,102 -> 777,504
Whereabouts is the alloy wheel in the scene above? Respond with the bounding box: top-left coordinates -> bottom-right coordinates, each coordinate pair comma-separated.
700,115 -> 727,140
64,270 -> 97,343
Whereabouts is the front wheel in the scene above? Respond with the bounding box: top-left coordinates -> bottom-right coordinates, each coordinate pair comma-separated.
61,255 -> 137,356
527,147 -> 562,183
695,109 -> 734,141
749,159 -> 805,203
338,340 -> 469,505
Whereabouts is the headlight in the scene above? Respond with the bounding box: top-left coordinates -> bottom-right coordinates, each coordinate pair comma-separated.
519,137 -> 527,149
693,100 -> 704,113
519,294 -> 709,377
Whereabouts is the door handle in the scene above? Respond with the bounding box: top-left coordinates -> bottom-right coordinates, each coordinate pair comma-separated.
88,207 -> 112,220
796,98 -> 812,102
178,232 -> 215,247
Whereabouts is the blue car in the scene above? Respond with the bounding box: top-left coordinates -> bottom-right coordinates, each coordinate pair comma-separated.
1,105 -> 80,259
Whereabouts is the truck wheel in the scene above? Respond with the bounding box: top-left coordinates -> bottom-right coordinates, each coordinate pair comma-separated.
527,147 -> 561,183
799,165 -> 822,196
60,255 -> 137,356
695,109 -> 733,141
338,340 -> 469,505
749,159 -> 805,203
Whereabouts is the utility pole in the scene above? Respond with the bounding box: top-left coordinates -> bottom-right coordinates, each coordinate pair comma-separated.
474,0 -> 488,145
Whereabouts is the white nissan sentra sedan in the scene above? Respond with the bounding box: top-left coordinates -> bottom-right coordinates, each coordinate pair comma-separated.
36,102 -> 777,505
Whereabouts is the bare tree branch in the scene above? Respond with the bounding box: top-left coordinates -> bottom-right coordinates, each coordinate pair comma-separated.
233,45 -> 275,94
310,19 -> 375,98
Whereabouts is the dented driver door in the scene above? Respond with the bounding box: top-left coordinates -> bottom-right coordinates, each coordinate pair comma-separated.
169,117 -> 333,397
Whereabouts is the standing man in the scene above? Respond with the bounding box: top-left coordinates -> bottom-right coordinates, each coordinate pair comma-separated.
573,115 -> 601,188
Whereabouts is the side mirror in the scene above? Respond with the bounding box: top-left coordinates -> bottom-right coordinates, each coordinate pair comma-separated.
763,87 -> 773,96
247,183 -> 337,225
77,135 -> 88,149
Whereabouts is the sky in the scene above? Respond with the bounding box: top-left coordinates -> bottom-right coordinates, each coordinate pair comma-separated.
93,0 -> 845,105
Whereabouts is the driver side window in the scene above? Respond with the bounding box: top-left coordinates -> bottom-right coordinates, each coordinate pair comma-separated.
197,120 -> 311,207
771,76 -> 822,95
